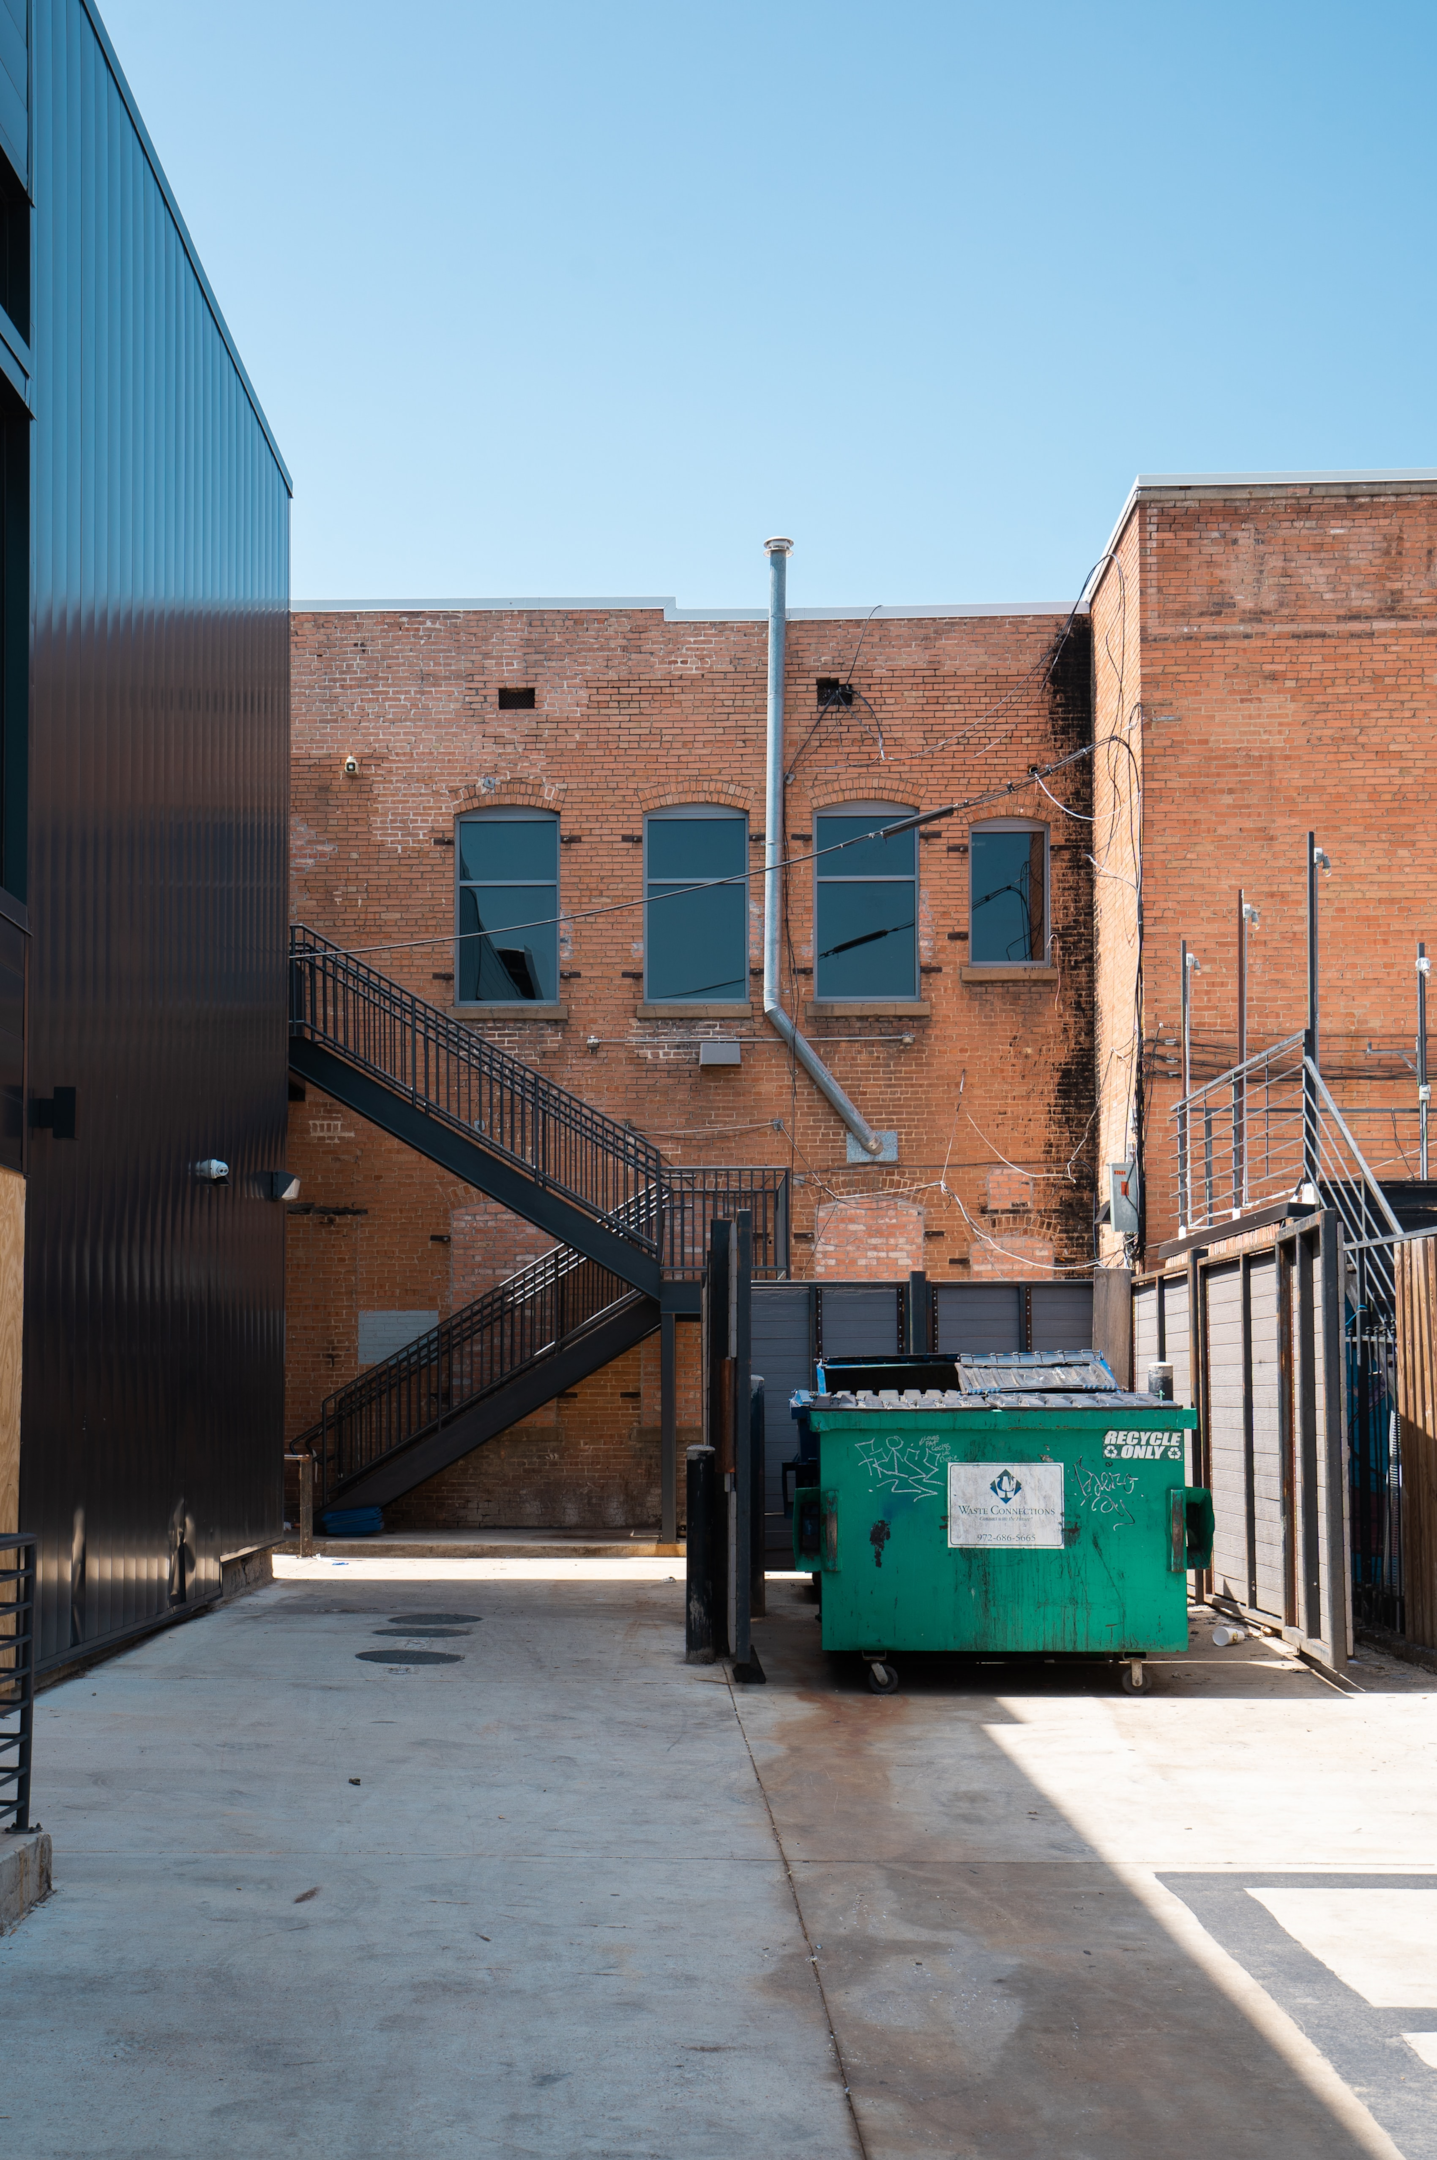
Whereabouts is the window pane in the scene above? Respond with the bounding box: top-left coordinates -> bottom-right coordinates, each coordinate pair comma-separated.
458,816 -> 557,884
458,884 -> 558,1001
970,831 -> 1046,963
647,817 -> 746,883
815,881 -> 916,998
647,881 -> 748,1001
815,814 -> 915,878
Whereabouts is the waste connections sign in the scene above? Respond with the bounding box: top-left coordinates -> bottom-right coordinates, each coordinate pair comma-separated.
947,1461 -> 1065,1549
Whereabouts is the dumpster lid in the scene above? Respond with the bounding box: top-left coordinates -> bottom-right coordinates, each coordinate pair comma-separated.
797,1387 -> 1160,1411
796,1349 -> 1172,1415
957,1350 -> 1118,1393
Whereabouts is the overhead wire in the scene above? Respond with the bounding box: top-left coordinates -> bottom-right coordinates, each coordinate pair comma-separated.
305,739 -> 1100,961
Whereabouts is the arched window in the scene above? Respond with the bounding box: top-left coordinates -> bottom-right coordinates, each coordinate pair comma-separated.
969,819 -> 1049,965
455,808 -> 559,1003
644,806 -> 748,1003
813,802 -> 917,1000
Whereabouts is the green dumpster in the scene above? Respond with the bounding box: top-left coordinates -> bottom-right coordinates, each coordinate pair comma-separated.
787,1350 -> 1208,1694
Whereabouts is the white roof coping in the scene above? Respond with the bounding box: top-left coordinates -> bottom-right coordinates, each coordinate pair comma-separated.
290,597 -> 1083,622
1094,466 -> 1437,589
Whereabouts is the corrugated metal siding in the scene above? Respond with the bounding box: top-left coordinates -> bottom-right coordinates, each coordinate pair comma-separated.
933,1281 -> 1093,1354
0,0 -> 26,190
19,0 -> 290,1665
820,1285 -> 900,1358
935,1283 -> 1023,1353
1029,1284 -> 1094,1351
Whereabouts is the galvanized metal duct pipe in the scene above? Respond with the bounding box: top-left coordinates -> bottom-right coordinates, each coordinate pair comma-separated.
762,538 -> 883,1157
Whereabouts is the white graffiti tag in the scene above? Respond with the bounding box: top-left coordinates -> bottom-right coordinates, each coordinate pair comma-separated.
1069,1459 -> 1139,1529
855,1434 -> 949,1499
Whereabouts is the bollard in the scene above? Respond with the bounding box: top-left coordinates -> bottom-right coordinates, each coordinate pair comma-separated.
685,1445 -> 716,1663
749,1376 -> 767,1620
297,1452 -> 314,1557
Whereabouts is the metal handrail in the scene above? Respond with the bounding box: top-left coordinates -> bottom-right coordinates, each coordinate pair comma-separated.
298,1165 -> 792,1504
290,925 -> 665,1250
0,1533 -> 36,1834
307,1245 -> 637,1503
1170,1031 -> 1410,1249
1171,1030 -> 1307,1114
1303,1058 -> 1405,1237
289,929 -> 793,1504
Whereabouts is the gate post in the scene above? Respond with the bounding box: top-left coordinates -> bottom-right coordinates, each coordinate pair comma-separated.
660,1310 -> 677,1545
685,1446 -> 716,1662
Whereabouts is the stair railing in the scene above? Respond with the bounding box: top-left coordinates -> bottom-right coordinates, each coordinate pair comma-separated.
290,926 -> 663,1250
304,1243 -> 636,1504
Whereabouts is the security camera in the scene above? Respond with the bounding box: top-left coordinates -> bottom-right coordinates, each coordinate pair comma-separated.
194,1158 -> 230,1183
343,755 -> 359,776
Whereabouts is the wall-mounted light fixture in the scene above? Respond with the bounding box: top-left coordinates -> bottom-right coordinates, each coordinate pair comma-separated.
343,755 -> 358,776
259,1170 -> 300,1201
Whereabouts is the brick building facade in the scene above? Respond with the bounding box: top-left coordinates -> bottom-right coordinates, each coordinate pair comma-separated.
287,597 -> 1097,1523
1091,472 -> 1437,1261
286,467 -> 1437,1526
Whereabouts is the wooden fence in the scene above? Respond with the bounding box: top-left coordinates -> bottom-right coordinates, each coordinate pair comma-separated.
1396,1235 -> 1437,1649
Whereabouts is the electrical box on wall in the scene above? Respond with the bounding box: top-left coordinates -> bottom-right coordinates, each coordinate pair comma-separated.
1109,1160 -> 1139,1236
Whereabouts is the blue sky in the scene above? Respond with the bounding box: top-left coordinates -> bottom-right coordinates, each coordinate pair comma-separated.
101,1 -> 1437,609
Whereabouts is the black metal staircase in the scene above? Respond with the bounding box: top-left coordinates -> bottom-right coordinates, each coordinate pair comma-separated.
290,926 -> 666,1291
298,1244 -> 656,1511
288,927 -> 789,1510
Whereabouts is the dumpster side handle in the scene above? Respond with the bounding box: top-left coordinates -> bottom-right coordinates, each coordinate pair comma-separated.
1169,1485 -> 1215,1572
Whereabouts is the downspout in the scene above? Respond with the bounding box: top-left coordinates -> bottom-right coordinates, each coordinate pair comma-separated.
762,537 -> 883,1157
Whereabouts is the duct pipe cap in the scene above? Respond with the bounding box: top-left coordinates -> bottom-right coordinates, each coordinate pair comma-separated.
764,536 -> 794,555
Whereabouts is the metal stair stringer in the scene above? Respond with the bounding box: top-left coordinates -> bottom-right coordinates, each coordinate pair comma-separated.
326,1288 -> 660,1513
289,1035 -> 662,1295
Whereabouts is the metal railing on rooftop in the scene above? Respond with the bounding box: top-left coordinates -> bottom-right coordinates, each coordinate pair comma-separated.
1170,1038 -> 1413,1633
1173,1036 -> 1403,1280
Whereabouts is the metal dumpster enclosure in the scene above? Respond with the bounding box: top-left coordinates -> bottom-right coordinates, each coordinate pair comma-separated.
792,1354 -> 1201,1659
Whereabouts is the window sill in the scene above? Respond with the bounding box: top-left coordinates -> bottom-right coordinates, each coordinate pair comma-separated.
454,1002 -> 569,1020
636,1002 -> 754,1019
959,966 -> 1058,984
803,1000 -> 931,1019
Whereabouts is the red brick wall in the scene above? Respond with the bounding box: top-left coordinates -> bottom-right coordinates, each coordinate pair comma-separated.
287,602 -> 1097,1519
1091,480 -> 1437,1256
382,1326 -> 705,1530
813,1195 -> 926,1277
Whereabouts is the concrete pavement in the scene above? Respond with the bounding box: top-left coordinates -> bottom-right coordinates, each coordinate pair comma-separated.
1,1555 -> 1434,2157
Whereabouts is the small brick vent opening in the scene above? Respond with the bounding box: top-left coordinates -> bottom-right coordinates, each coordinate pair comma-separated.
816,677 -> 854,709
498,686 -> 536,709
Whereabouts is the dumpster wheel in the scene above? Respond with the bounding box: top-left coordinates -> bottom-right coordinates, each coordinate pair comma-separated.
865,1658 -> 900,1696
1120,1658 -> 1148,1695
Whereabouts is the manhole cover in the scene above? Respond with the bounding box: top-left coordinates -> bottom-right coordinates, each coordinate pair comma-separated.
374,1626 -> 470,1638
355,1649 -> 463,1665
390,1612 -> 482,1624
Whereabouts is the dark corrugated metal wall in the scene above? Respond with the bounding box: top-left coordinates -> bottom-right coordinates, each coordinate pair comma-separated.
20,0 -> 291,1665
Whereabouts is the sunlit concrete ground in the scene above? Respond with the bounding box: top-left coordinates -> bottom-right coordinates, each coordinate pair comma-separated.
1,1553 -> 1434,2159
